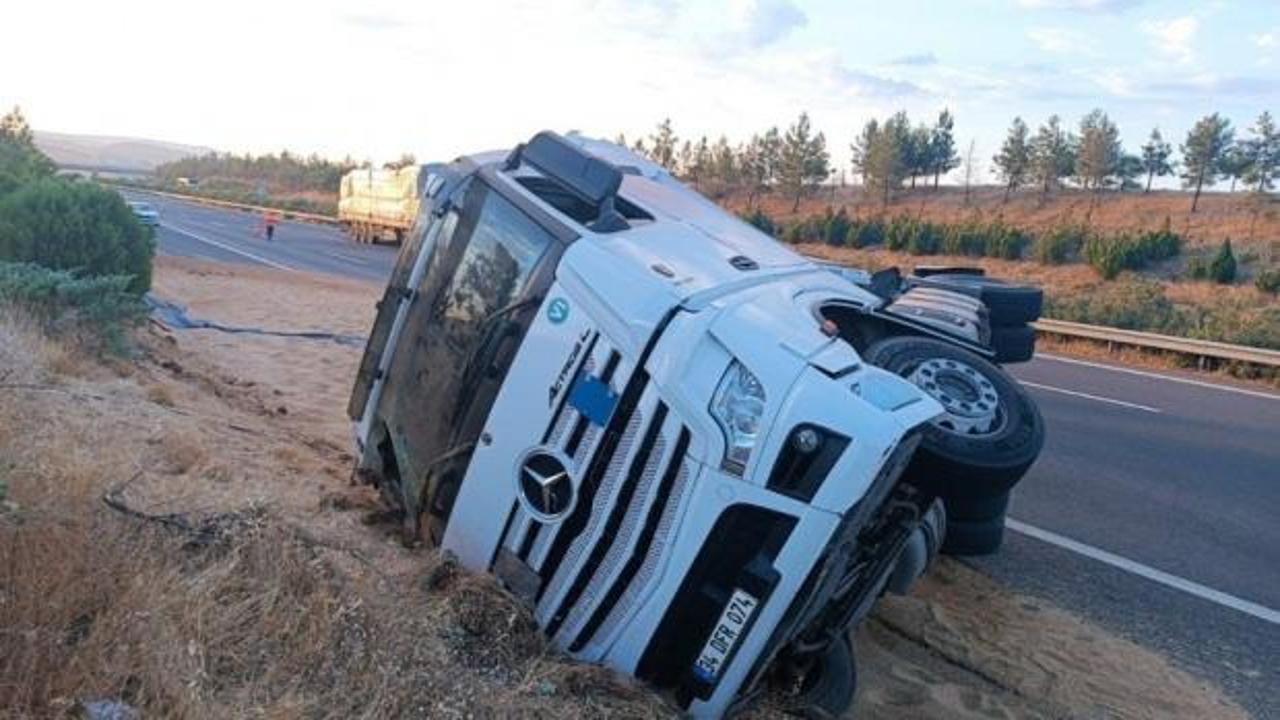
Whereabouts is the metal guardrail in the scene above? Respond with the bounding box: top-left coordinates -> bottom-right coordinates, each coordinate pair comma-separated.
1032,318 -> 1280,368
107,184 -> 341,226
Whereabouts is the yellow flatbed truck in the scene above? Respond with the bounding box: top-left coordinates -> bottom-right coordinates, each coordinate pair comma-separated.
338,166 -> 422,244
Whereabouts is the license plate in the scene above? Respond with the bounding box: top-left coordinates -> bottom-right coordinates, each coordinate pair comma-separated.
692,588 -> 759,683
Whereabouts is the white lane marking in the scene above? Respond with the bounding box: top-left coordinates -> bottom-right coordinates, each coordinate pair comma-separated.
1019,380 -> 1162,414
322,249 -> 373,266
1037,353 -> 1280,402
161,222 -> 294,272
1006,519 -> 1280,626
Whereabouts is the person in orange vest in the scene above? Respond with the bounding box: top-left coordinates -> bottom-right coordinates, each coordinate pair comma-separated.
263,211 -> 279,241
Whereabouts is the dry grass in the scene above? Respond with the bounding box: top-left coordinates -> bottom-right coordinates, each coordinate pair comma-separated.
728,186 -> 1280,257
0,314 -> 671,719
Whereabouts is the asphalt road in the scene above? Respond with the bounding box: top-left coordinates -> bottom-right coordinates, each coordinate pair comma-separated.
130,191 -> 1279,717
123,190 -> 398,282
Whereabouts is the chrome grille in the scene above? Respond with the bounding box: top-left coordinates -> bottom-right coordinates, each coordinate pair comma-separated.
497,330 -> 694,655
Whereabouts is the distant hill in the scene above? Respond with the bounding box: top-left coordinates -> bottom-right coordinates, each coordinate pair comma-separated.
34,131 -> 212,173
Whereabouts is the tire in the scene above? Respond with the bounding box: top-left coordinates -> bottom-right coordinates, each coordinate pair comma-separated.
914,274 -> 1042,326
945,490 -> 1010,523
863,336 -> 1045,498
780,635 -> 857,719
991,324 -> 1036,364
942,516 -> 1005,556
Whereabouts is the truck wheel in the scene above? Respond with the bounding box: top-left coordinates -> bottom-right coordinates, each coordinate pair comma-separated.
945,489 -> 1010,523
914,274 -> 1042,326
779,635 -> 857,719
992,324 -> 1036,364
864,336 -> 1045,498
942,516 -> 1005,556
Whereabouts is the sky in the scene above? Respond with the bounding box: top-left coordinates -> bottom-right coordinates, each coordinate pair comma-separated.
4,0 -> 1278,183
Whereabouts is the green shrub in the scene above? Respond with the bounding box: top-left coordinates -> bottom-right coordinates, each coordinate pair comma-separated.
984,223 -> 1031,260
0,135 -> 56,198
940,223 -> 981,256
850,218 -> 885,247
0,178 -> 155,293
1045,279 -> 1280,351
906,221 -> 943,255
1187,256 -> 1209,280
740,208 -> 777,237
884,217 -> 916,251
0,261 -> 148,353
1209,239 -> 1236,284
1044,280 -> 1179,332
1082,227 -> 1182,280
1033,225 -> 1087,264
824,207 -> 851,246
1255,268 -> 1280,294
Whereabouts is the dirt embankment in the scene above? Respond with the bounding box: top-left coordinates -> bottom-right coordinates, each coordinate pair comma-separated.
0,257 -> 1249,718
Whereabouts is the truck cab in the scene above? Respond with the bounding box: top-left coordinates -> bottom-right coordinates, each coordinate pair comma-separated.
348,132 -> 1005,716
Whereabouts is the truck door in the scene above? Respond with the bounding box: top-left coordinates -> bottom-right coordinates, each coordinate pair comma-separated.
377,175 -> 568,531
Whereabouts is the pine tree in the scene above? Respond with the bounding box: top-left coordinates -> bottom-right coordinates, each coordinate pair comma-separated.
1029,115 -> 1075,201
0,106 -> 60,193
1242,111 -> 1279,193
861,112 -> 909,207
906,122 -> 931,188
1210,238 -> 1237,284
760,127 -> 782,189
930,109 -> 960,189
648,118 -> 679,171
1116,154 -> 1144,191
993,117 -> 1031,202
690,136 -> 711,183
710,135 -> 736,185
677,140 -> 693,177
779,112 -> 830,211
740,134 -> 768,207
850,119 -> 879,186
1219,144 -> 1250,192
1181,113 -> 1233,213
0,106 -> 37,146
1076,109 -> 1121,194
1139,128 -> 1173,193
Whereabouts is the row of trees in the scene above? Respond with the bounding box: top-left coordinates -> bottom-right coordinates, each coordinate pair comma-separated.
618,113 -> 832,211
850,110 -> 960,205
154,150 -> 365,195
620,108 -> 1278,214
989,110 -> 1278,211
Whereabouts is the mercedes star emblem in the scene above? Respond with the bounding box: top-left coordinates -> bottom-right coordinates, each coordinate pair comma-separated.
517,450 -> 575,522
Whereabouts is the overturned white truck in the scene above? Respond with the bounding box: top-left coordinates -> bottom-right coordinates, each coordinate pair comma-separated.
347,132 -> 1045,717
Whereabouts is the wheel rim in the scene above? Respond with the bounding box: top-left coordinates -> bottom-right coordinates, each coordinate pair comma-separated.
908,357 -> 1004,436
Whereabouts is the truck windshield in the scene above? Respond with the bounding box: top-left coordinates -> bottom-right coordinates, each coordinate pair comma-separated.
437,186 -> 553,351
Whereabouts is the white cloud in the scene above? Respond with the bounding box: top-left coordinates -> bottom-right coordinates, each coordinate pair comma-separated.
728,0 -> 807,48
1141,16 -> 1197,64
1253,29 -> 1277,49
1018,0 -> 1143,11
888,52 -> 939,66
1092,70 -> 1134,96
1027,27 -> 1088,53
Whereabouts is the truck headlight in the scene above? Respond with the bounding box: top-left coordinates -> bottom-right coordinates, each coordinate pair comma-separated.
711,360 -> 766,475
